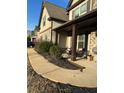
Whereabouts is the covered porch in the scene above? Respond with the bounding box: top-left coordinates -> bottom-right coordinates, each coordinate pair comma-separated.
53,9 -> 97,61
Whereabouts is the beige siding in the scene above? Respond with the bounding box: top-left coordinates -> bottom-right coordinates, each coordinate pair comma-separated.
66,36 -> 72,48
38,7 -> 65,43
51,31 -> 56,44
57,33 -> 72,49
58,33 -> 67,48
52,21 -> 63,29
52,21 -> 65,44
41,29 -> 51,41
38,7 -> 52,42
39,7 -> 51,32
71,0 -> 79,6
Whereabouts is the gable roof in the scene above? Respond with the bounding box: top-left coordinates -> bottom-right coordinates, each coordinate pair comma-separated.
45,2 -> 68,21
38,1 -> 68,28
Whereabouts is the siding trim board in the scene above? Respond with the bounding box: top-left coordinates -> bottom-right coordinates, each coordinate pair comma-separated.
48,17 -> 66,23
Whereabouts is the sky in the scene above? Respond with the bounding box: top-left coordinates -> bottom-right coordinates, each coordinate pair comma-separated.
27,0 -> 69,31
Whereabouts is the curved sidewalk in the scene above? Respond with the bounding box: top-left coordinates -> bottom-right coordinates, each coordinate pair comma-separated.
27,48 -> 97,87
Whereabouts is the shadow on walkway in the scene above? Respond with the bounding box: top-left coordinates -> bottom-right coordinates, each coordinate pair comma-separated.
36,50 -> 84,70
28,60 -> 97,93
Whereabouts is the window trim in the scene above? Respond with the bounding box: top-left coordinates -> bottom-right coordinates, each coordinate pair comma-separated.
72,7 -> 80,19
78,35 -> 85,49
80,3 -> 87,15
72,0 -> 88,19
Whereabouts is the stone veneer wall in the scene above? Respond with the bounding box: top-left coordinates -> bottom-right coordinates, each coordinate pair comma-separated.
92,0 -> 97,9
88,31 -> 97,62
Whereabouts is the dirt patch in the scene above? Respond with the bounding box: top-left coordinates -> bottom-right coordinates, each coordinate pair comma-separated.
27,60 -> 97,93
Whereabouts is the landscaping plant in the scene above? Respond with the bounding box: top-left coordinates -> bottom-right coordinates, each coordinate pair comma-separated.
49,45 -> 62,59
39,41 -> 53,53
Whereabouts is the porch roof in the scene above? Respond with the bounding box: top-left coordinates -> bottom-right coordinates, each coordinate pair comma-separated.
53,9 -> 97,34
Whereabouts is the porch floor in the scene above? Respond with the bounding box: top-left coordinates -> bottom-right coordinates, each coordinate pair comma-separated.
68,58 -> 96,70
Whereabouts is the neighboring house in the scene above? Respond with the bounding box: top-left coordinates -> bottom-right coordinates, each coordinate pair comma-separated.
27,30 -> 32,37
37,1 -> 68,43
27,28 -> 37,43
32,26 -> 39,42
37,0 -> 97,61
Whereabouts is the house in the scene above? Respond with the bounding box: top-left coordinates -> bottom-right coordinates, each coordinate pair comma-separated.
37,1 -> 68,43
27,26 -> 39,43
53,0 -> 97,61
27,30 -> 32,37
37,0 -> 97,62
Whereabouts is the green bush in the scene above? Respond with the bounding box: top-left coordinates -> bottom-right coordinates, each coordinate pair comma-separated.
34,42 -> 40,52
27,36 -> 31,41
49,45 -> 62,59
39,41 -> 53,53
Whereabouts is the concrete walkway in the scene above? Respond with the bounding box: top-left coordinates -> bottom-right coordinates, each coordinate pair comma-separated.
28,48 -> 97,87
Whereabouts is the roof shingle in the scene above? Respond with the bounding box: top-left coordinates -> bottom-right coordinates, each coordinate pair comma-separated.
44,2 -> 68,22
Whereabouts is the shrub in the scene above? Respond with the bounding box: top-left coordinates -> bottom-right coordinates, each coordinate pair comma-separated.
39,41 -> 53,53
34,42 -> 40,52
49,45 -> 62,59
27,36 -> 31,41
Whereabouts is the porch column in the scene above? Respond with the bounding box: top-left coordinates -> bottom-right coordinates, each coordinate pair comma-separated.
55,32 -> 58,45
85,33 -> 88,58
71,24 -> 77,61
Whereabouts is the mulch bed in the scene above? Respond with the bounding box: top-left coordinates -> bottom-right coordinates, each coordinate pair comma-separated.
27,60 -> 97,93
35,49 -> 81,70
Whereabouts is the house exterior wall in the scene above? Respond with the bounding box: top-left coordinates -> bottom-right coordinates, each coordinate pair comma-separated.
66,37 -> 72,48
38,7 -> 52,42
71,0 -> 79,6
58,33 -> 67,48
39,7 -> 51,32
41,29 -> 51,41
52,21 -> 65,44
38,7 -> 65,43
52,21 -> 63,29
37,0 -> 97,62
69,0 -> 96,20
68,0 -> 97,62
58,2 -> 93,50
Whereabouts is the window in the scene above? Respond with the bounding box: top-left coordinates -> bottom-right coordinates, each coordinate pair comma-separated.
72,2 -> 88,19
43,15 -> 46,26
72,8 -> 80,19
80,3 -> 87,15
78,35 -> 85,49
78,42 -> 84,49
